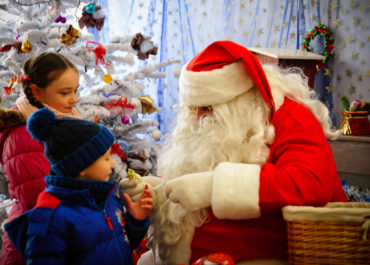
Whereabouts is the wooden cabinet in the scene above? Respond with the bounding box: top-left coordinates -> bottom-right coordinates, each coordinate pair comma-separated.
329,135 -> 370,188
248,47 -> 325,89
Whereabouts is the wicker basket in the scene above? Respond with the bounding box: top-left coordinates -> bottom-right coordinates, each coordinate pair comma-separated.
282,202 -> 370,265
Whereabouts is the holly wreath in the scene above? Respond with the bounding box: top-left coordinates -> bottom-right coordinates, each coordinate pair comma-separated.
301,24 -> 335,69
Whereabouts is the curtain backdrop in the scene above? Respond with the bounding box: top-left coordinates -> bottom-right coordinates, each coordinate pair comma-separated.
95,0 -> 369,135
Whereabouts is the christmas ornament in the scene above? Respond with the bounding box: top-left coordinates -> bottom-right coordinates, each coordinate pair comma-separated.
104,97 -> 135,114
3,75 -> 30,95
93,115 -> 100,123
131,33 -> 158,60
85,3 -> 96,14
151,129 -> 161,140
139,95 -> 158,114
55,15 -> 67,23
111,143 -> 128,161
78,3 -> 106,31
301,24 -> 334,69
192,253 -> 235,265
21,40 -> 32,53
86,41 -> 106,65
0,40 -> 32,53
122,116 -> 130,124
60,25 -> 79,46
103,74 -> 113,83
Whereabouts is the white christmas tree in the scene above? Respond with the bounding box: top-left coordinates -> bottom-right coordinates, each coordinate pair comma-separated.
0,0 -> 179,181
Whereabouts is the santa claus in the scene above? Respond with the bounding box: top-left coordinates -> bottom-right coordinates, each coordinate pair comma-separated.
120,40 -> 347,265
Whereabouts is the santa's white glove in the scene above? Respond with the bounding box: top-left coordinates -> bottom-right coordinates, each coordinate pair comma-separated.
119,175 -> 161,207
165,171 -> 213,212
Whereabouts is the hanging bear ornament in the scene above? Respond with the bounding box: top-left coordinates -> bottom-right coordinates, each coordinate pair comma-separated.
78,3 -> 106,31
131,33 -> 158,60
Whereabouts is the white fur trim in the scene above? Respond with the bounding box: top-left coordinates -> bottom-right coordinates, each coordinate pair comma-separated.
212,162 -> 261,219
180,61 -> 254,106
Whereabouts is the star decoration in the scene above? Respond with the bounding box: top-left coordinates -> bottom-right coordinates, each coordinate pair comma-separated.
349,1 -> 356,9
243,31 -> 249,38
324,68 -> 331,76
352,52 -> 359,60
345,69 -> 353,77
289,32 -> 296,39
238,17 -> 244,24
270,41 -> 277,48
240,3 -> 246,9
325,84 -> 334,93
358,76 -> 362,82
352,17 -> 360,25
257,28 -> 264,36
273,26 -> 280,32
332,19 -> 340,26
348,84 -> 356,94
348,35 -> 356,43
202,11 -> 207,17
330,2 -> 338,10
311,15 -> 318,22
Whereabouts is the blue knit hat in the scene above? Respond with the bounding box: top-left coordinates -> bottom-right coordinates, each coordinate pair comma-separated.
27,108 -> 114,177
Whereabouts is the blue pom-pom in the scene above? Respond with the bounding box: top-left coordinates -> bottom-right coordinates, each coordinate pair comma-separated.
27,108 -> 56,142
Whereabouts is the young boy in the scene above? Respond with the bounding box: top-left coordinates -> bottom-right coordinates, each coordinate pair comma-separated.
5,108 -> 152,265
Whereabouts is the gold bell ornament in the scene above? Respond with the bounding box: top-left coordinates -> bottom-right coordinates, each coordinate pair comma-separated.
21,40 -> 32,53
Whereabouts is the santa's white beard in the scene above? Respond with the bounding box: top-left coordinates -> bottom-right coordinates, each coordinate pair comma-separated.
149,89 -> 275,264
158,88 -> 274,180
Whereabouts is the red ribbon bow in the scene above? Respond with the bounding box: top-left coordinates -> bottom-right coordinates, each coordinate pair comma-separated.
104,97 -> 135,115
86,41 -> 106,65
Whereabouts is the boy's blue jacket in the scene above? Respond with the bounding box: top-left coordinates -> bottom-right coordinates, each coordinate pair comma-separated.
5,183 -> 149,265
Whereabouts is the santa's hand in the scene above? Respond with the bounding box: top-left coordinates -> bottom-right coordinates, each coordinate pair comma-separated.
165,171 -> 213,212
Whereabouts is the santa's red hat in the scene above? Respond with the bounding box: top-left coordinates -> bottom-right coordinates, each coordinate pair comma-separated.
179,40 -> 275,116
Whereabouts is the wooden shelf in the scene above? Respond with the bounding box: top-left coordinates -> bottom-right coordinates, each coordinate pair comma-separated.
249,47 -> 324,89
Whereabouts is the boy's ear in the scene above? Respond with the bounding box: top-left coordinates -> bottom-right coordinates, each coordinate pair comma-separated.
30,84 -> 42,101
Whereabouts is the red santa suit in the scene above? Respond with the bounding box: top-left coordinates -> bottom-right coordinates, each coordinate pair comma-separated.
190,97 -> 347,262
130,41 -> 347,265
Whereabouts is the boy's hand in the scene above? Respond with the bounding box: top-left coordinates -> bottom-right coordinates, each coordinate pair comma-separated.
123,184 -> 153,220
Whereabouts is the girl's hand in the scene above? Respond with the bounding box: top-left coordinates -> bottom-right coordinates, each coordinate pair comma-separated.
123,184 -> 153,220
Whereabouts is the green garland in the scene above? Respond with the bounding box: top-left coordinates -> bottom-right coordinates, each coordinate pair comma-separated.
301,24 -> 335,69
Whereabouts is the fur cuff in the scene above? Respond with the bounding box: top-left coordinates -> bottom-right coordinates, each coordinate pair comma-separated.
212,162 -> 261,219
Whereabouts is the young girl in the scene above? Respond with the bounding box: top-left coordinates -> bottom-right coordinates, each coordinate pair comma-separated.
5,108 -> 152,265
0,52 -> 80,265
